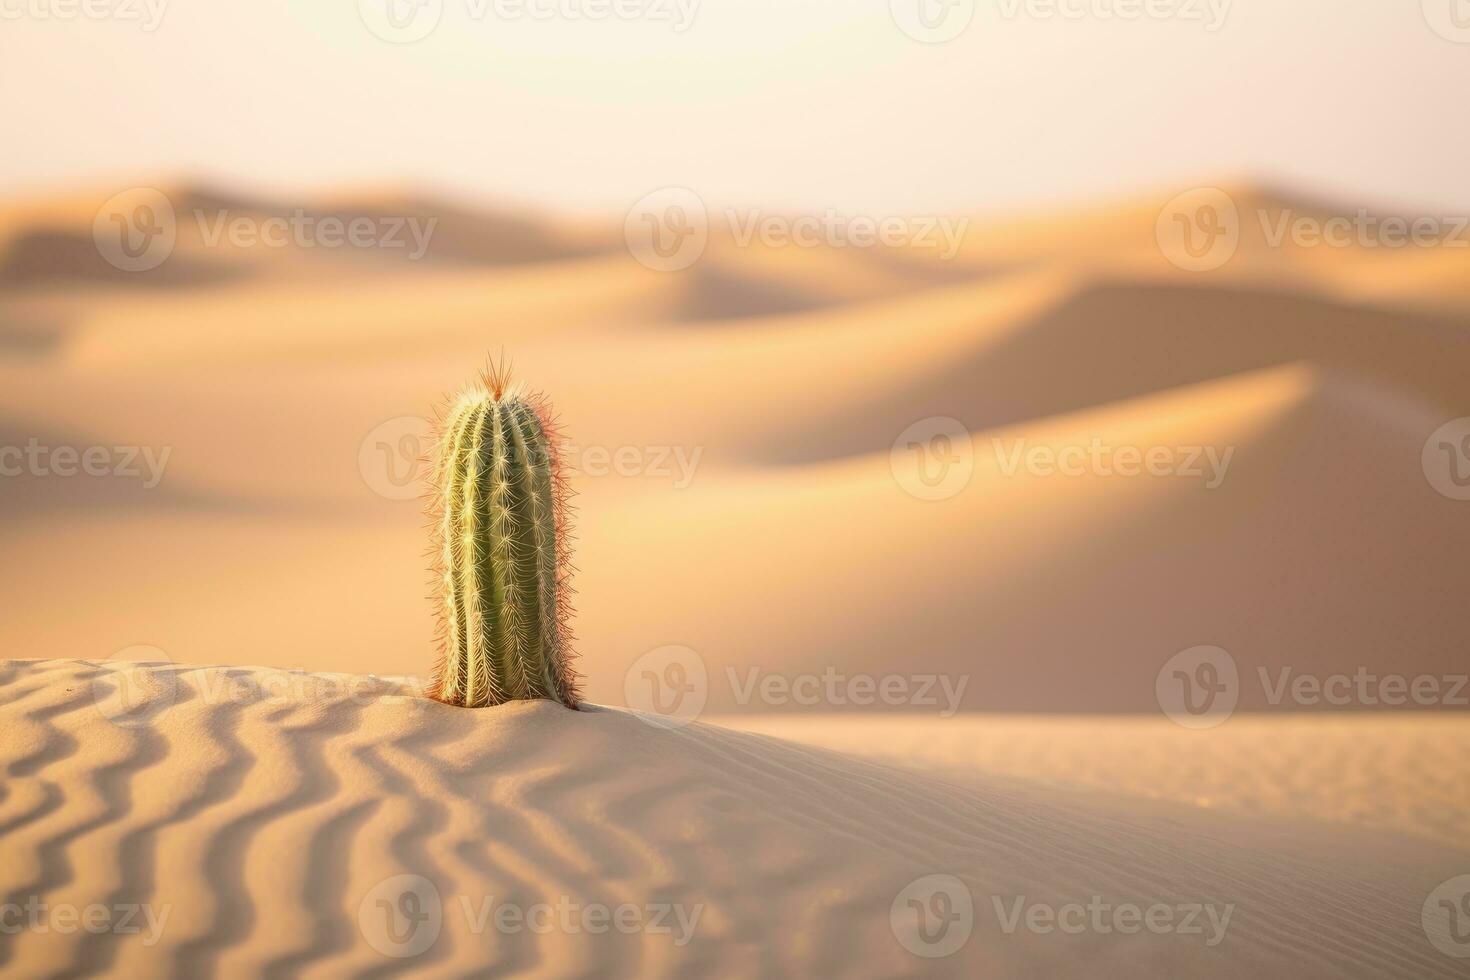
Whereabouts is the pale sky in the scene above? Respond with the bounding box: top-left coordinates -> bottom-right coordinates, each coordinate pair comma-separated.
4,0 -> 1468,217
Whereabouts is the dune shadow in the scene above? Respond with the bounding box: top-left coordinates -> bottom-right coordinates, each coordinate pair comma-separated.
0,419 -> 326,522
0,228 -> 248,290
747,278 -> 1470,464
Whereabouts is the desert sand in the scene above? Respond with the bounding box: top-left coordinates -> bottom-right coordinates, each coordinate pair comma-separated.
1,659 -> 1466,978
2,182 -> 1469,711
3,182 -> 1470,976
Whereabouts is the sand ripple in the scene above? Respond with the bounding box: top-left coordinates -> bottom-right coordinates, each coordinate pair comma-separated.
1,660 -> 1466,978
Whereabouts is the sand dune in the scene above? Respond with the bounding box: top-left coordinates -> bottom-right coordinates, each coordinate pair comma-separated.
575,362 -> 1470,712
0,355 -> 1464,713
1,660 -> 1465,978
733,276 -> 1470,464
731,713 -> 1470,850
0,183 -> 610,286
1,181 -> 1467,715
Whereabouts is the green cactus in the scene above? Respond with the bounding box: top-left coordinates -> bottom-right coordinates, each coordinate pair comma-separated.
429,365 -> 579,709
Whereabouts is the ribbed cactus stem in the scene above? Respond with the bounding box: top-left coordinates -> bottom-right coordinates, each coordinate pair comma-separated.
429,370 -> 579,708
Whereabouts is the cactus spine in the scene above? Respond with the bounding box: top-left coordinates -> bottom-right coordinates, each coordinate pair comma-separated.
429,367 -> 579,708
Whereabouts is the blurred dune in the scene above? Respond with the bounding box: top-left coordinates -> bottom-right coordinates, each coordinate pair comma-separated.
1,180 -> 1467,715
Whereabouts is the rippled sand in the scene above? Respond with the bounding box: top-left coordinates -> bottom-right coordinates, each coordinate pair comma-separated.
2,660 -> 1466,978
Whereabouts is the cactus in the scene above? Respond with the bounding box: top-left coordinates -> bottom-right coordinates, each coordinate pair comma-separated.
428,364 -> 579,708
